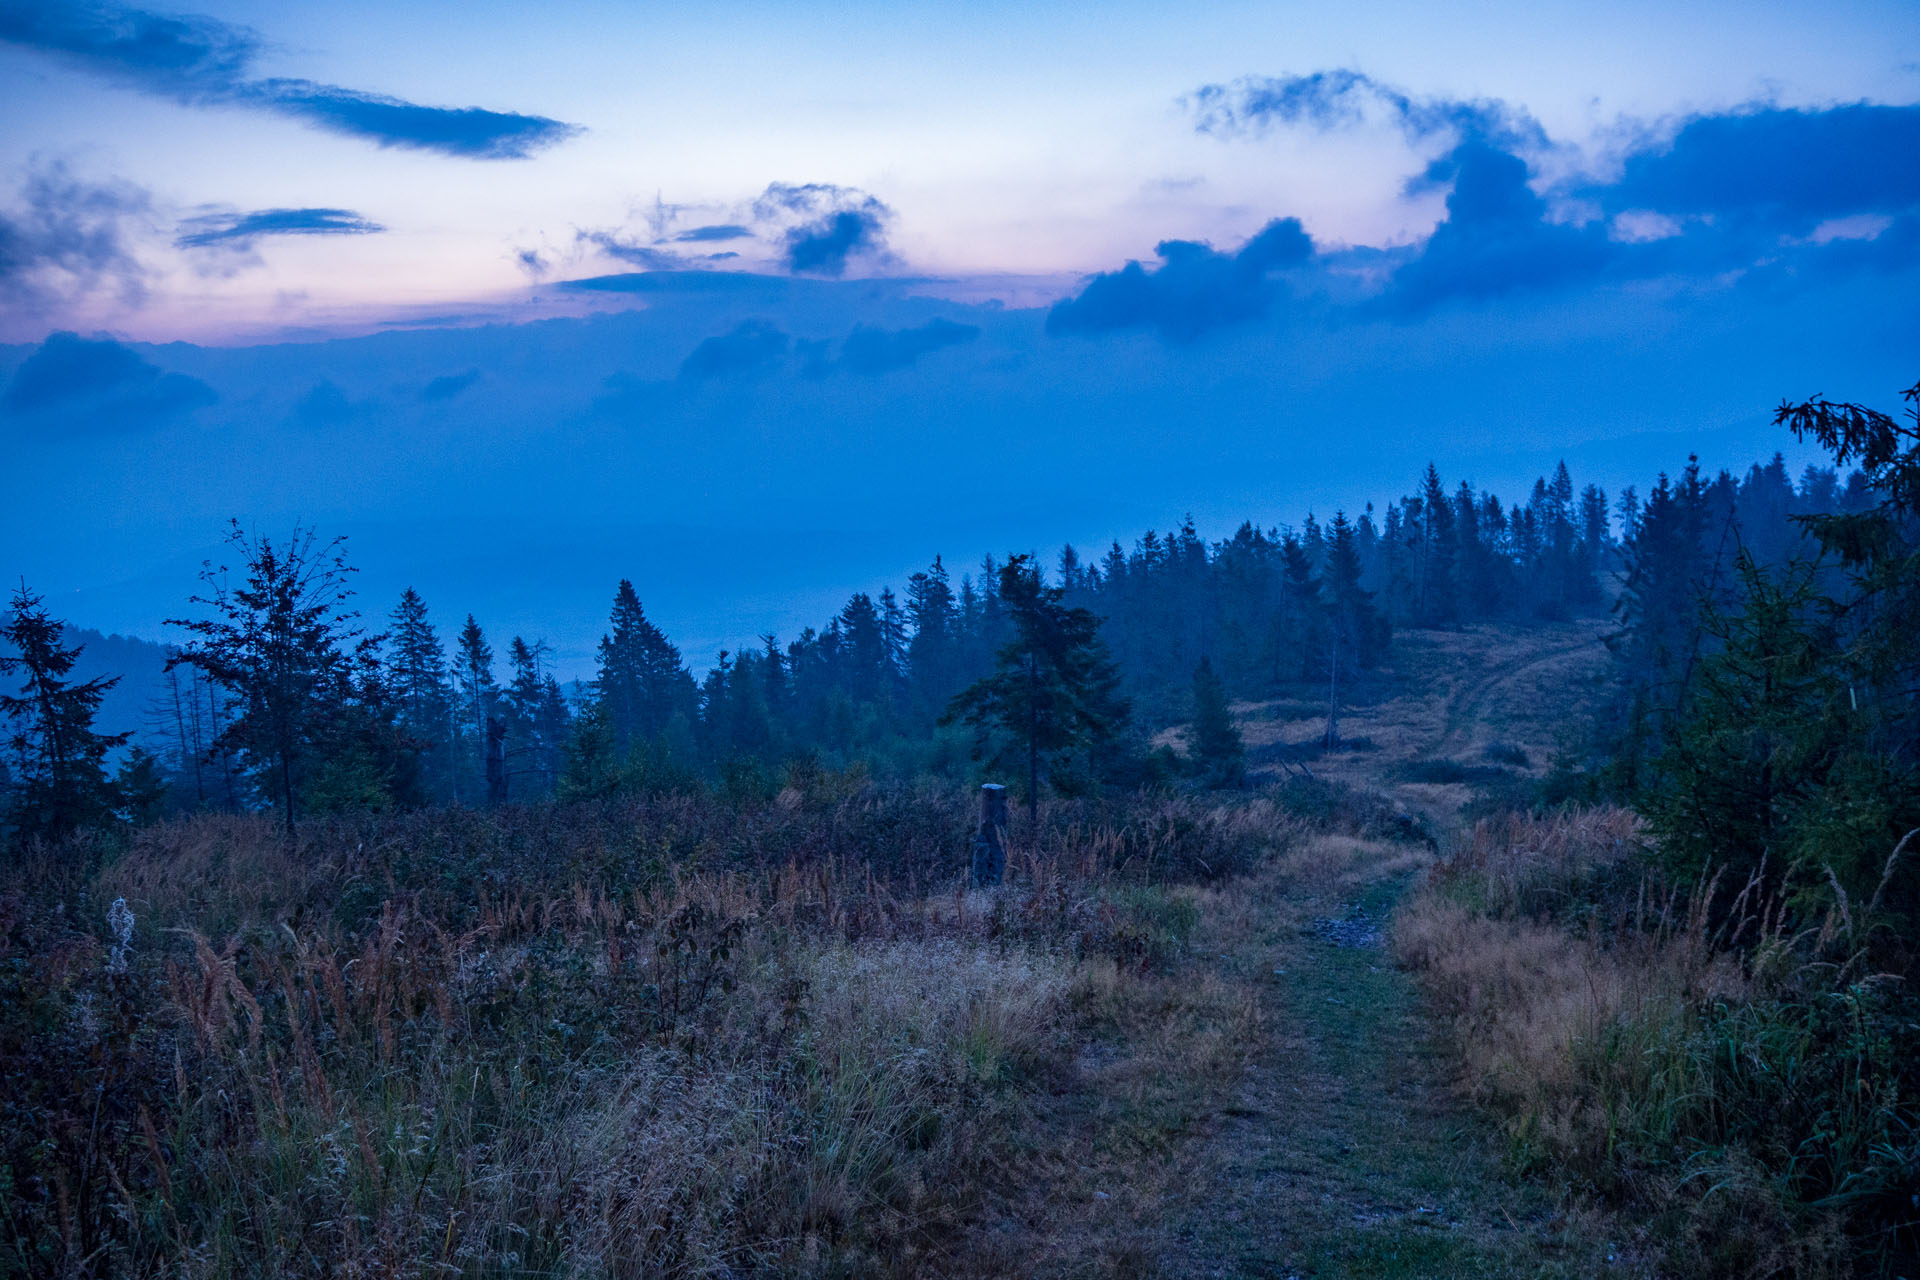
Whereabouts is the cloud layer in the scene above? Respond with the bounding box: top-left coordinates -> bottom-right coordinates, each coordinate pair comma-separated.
0,0 -> 580,158
2,330 -> 214,428
675,315 -> 982,381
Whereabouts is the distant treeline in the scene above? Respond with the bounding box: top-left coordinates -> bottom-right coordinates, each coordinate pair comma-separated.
0,448 -> 1879,830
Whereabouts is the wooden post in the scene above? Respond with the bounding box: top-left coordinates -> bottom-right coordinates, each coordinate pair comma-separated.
973,783 -> 1008,887
485,715 -> 508,806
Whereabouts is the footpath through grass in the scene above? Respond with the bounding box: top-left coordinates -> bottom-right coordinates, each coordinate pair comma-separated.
956,832 -> 1651,1278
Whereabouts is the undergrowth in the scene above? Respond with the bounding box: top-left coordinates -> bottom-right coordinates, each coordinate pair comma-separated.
1396,808 -> 1920,1278
0,781 -> 1311,1278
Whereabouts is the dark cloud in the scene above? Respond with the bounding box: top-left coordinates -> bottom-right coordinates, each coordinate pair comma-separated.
568,184 -> 892,283
1171,69 -> 1920,321
175,206 -> 383,249
678,320 -> 790,381
674,223 -> 752,242
1047,217 -> 1314,341
421,368 -> 480,401
512,246 -> 551,278
751,182 -> 863,218
257,82 -> 580,159
1381,140 -> 1613,314
836,318 -> 981,374
1606,103 -> 1920,233
1187,69 -> 1542,151
0,163 -> 150,310
0,0 -> 580,159
578,230 -> 684,270
754,183 -> 894,276
1,331 -> 213,427
786,210 -> 885,275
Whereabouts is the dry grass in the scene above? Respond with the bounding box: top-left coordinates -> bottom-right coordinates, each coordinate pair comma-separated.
0,784 -> 1307,1280
1396,807 -> 1920,1279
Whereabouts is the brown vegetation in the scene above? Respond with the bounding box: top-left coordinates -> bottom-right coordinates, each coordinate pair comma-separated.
1397,807 -> 1918,1278
0,782 -> 1318,1279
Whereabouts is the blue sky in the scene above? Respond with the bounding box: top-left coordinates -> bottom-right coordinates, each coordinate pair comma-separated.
3,0 -> 1918,670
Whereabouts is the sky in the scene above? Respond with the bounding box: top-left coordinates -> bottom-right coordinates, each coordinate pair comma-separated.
3,0 -> 1919,673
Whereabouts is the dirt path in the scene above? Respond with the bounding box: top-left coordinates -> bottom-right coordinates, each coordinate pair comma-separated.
957,623 -> 1642,1277
1148,844 -> 1638,1279
1427,632 -> 1609,761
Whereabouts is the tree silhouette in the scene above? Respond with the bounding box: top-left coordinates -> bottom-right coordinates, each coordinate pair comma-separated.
1,582 -> 130,842
1186,656 -> 1244,788
167,522 -> 363,836
944,555 -> 1128,833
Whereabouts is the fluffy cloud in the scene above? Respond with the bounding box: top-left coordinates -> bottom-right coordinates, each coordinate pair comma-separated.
755,183 -> 894,276
1380,140 -> 1612,314
1046,69 -> 1920,331
1187,69 -> 1543,151
1605,104 -> 1920,233
574,182 -> 897,280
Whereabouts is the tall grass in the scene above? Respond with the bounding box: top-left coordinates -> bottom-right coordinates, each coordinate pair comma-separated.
1396,808 -> 1920,1278
0,781 -> 1301,1278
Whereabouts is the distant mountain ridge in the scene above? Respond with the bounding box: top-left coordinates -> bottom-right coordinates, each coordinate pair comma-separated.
0,616 -> 174,744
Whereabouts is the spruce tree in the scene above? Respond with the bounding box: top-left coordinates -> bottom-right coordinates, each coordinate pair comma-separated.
1418,464 -> 1457,624
594,581 -> 693,749
905,555 -> 959,712
1186,656 -> 1245,788
456,616 -> 502,802
1,583 -> 131,841
504,636 -> 556,796
1321,512 -> 1386,747
945,555 -> 1129,832
388,588 -> 455,799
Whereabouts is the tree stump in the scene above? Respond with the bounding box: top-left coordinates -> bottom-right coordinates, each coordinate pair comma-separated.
972,783 -> 1008,887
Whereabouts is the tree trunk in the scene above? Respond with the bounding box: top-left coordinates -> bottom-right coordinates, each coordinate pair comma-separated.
1026,654 -> 1040,838
1324,634 -> 1341,750
280,751 -> 296,838
485,716 -> 508,806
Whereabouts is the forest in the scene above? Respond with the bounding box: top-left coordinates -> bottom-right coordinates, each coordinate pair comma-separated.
2,378 -> 1916,1278
11,439 -> 1873,825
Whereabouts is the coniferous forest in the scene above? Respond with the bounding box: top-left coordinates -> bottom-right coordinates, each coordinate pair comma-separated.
16,442 -> 1877,824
